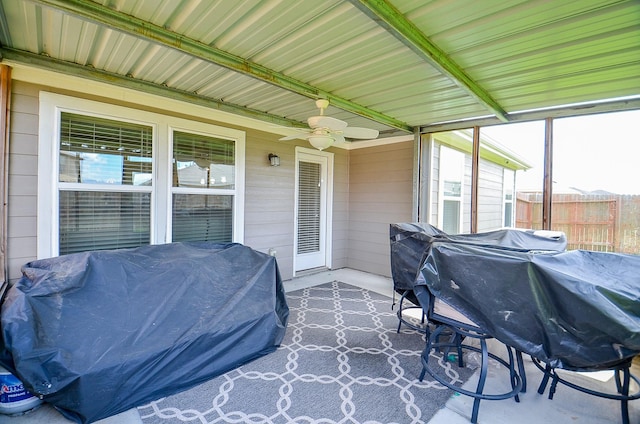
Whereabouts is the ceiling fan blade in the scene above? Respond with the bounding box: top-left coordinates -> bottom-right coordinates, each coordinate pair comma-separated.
333,134 -> 346,144
308,115 -> 347,131
342,127 -> 379,139
279,132 -> 310,141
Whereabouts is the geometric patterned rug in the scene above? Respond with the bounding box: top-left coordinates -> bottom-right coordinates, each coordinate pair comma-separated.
137,281 -> 472,424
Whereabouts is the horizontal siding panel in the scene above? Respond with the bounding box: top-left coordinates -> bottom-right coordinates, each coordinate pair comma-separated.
7,192 -> 37,217
8,175 -> 37,196
7,133 -> 38,155
11,92 -> 39,114
7,237 -> 36,260
8,256 -> 34,283
347,256 -> 391,278
7,217 -> 36,238
10,111 -> 38,135
8,153 -> 37,176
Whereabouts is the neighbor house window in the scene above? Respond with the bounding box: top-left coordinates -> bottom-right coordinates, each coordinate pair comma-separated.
503,168 -> 515,227
38,93 -> 245,258
439,146 -> 465,234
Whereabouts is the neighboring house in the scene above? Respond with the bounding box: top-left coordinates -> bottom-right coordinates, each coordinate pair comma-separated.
422,130 -> 531,234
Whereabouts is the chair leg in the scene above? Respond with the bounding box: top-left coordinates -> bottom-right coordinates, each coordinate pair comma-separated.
419,324 -> 442,382
516,350 -> 527,393
470,338 -> 489,424
456,333 -> 464,367
617,367 -> 631,424
548,374 -> 559,400
396,293 -> 404,333
537,362 -> 552,395
505,347 -> 520,402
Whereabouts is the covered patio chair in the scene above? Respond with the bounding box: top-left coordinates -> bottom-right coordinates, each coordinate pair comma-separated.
413,283 -> 524,424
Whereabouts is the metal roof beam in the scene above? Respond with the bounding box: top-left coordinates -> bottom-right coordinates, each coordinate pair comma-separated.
0,47 -> 308,128
350,0 -> 509,122
419,97 -> 640,133
31,0 -> 413,133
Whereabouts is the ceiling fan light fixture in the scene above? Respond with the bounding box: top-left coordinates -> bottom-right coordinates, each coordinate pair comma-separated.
308,135 -> 333,151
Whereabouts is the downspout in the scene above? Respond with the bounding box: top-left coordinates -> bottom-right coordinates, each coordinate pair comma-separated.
0,64 -> 11,297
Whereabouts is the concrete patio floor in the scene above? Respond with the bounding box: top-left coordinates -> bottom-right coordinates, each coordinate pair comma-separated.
2,268 -> 638,423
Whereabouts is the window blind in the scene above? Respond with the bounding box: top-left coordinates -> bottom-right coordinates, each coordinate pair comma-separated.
59,191 -> 151,254
172,194 -> 233,243
297,161 -> 321,254
173,131 -> 235,189
58,113 -> 153,255
60,113 -> 153,185
171,131 -> 235,242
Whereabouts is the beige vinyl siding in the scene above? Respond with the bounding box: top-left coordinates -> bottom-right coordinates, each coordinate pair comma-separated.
329,149 -> 349,270
348,141 -> 414,277
477,160 -> 507,232
462,155 -> 473,232
7,81 -> 39,283
243,130 -> 295,278
429,143 -> 440,226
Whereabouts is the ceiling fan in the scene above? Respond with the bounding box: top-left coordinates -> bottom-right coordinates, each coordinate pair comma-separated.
279,99 -> 379,150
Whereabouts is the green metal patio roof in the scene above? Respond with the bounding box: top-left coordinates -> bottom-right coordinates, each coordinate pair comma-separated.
0,0 -> 638,140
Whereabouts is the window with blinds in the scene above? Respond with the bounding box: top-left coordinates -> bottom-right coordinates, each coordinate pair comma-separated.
58,113 -> 153,255
171,131 -> 235,243
41,93 -> 244,258
297,161 -> 321,254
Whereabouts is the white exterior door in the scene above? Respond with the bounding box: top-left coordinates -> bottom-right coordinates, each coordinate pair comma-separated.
294,148 -> 333,272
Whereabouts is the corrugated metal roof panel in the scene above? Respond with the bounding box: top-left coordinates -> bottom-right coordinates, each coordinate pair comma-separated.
0,0 -> 638,136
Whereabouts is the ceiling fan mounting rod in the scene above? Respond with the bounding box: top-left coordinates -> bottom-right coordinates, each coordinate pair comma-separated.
316,99 -> 329,115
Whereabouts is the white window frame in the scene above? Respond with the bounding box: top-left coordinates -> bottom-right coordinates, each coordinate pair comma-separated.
38,92 -> 245,259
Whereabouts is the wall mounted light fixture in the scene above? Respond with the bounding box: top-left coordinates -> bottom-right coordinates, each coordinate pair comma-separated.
268,153 -> 280,166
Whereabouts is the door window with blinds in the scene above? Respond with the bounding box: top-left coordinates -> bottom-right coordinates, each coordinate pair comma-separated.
39,93 -> 245,258
297,161 -> 321,254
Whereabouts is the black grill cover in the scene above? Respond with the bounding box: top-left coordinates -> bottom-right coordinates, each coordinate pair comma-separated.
0,242 -> 289,423
418,242 -> 640,370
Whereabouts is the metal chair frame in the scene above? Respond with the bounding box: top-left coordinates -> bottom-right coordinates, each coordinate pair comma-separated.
395,290 -> 428,333
413,285 -> 525,424
533,357 -> 640,424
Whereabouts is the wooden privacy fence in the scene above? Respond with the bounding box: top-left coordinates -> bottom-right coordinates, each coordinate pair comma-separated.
516,193 -> 640,254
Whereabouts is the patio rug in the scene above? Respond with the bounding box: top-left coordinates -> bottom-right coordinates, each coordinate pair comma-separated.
137,281 -> 473,424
